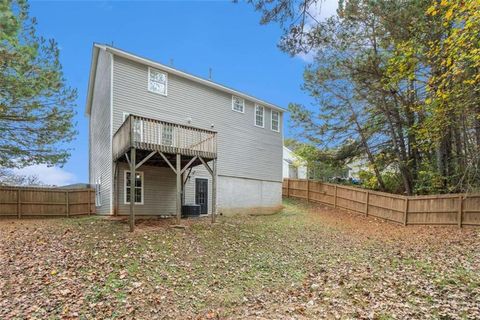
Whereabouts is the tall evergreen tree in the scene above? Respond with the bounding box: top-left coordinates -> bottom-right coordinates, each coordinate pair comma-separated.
0,0 -> 77,168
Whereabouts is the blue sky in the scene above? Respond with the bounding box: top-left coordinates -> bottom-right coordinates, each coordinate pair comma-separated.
17,0 -> 337,185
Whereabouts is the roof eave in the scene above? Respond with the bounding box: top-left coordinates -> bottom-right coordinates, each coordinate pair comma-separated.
84,44 -> 105,116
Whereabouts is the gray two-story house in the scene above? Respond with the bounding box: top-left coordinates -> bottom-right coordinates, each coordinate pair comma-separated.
86,44 -> 284,229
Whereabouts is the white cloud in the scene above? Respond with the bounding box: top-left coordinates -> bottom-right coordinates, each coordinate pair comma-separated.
13,165 -> 77,186
295,0 -> 339,63
308,0 -> 339,22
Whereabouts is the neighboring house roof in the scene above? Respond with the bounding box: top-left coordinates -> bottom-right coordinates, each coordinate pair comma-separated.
283,146 -> 307,165
86,43 -> 286,115
57,183 -> 91,189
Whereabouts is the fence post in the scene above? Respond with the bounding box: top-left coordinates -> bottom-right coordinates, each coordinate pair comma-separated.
17,189 -> 21,219
458,195 -> 463,228
88,189 -> 91,215
306,179 -> 310,202
365,190 -> 369,217
65,191 -> 70,217
403,197 -> 409,226
333,185 -> 337,208
286,179 -> 290,197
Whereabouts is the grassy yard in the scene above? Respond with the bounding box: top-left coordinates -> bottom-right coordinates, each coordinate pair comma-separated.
1,199 -> 479,319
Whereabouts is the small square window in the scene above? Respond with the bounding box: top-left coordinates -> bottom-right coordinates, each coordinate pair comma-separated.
255,104 -> 264,128
271,110 -> 280,132
148,68 -> 167,95
232,96 -> 245,113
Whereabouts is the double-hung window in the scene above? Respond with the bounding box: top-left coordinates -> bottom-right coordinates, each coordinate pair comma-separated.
271,110 -> 280,132
232,96 -> 245,113
124,171 -> 144,204
95,176 -> 102,207
255,104 -> 264,128
123,112 -> 143,142
148,68 -> 167,95
161,125 -> 174,146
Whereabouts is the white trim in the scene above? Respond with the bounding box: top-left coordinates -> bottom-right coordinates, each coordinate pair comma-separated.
147,67 -> 168,96
109,53 -> 114,214
271,110 -> 280,132
124,170 -> 144,205
86,44 -> 285,115
231,95 -> 245,113
254,104 -> 265,128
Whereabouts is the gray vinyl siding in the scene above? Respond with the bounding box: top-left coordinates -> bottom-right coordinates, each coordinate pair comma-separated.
115,162 -> 212,216
89,49 -> 112,214
116,163 -> 176,215
111,56 -> 283,183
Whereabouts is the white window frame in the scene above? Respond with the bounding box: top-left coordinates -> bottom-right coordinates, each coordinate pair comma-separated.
254,104 -> 264,128
147,67 -> 168,96
124,170 -> 144,205
160,124 -> 174,146
95,176 -> 102,207
122,112 -> 144,142
271,110 -> 280,132
231,95 -> 245,113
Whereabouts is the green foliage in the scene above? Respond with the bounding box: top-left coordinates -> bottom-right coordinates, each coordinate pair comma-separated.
249,0 -> 480,195
285,139 -> 349,181
0,0 -> 77,168
359,169 -> 403,194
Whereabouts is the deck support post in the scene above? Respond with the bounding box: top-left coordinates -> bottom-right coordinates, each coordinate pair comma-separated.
176,153 -> 182,224
129,147 -> 136,232
212,158 -> 217,223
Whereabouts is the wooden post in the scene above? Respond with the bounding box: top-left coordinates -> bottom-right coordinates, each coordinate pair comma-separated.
286,179 -> 290,197
176,153 -> 182,224
212,158 -> 217,223
17,189 -> 21,219
129,147 -> 136,232
113,162 -> 118,215
88,188 -> 91,215
458,195 -> 463,228
403,197 -> 409,226
306,180 -> 310,202
333,185 -> 337,208
65,191 -> 70,217
365,191 -> 369,217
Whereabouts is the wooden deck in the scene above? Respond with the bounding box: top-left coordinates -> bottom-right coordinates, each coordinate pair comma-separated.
112,115 -> 217,161
112,114 -> 218,231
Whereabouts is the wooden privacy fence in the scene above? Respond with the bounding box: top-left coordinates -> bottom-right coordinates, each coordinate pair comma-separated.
0,186 -> 95,218
283,178 -> 480,227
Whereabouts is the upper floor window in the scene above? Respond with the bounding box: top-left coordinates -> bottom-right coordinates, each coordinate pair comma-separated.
161,124 -> 174,146
123,112 -> 143,142
255,104 -> 264,128
271,110 -> 280,132
232,96 -> 245,113
148,68 -> 167,96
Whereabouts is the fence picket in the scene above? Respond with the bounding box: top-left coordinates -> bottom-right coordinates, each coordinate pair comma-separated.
283,178 -> 479,227
0,187 -> 95,218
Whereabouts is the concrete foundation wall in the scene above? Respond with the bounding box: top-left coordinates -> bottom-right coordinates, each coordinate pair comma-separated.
217,175 -> 282,214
